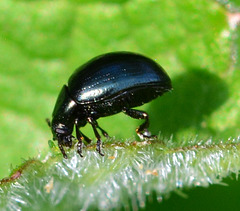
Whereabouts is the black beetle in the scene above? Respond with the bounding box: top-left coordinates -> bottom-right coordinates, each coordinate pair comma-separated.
47,52 -> 172,158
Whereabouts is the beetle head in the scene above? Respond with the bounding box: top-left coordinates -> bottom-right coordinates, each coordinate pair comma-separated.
51,122 -> 74,147
46,118 -> 74,158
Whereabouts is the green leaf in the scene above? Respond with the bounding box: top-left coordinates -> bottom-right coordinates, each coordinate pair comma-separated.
0,0 -> 239,210
1,138 -> 240,210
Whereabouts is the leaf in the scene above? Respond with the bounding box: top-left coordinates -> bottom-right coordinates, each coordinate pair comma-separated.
0,0 -> 239,210
1,137 -> 240,210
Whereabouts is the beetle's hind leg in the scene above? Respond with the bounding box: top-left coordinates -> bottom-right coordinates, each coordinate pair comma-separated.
123,108 -> 157,139
87,117 -> 104,156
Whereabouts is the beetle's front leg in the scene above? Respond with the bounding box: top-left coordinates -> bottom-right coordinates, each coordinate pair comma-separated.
57,135 -> 74,159
57,142 -> 68,159
87,117 -> 104,156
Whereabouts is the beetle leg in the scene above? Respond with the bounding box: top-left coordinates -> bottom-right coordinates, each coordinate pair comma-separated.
75,120 -> 92,144
75,124 -> 84,157
76,128 -> 92,144
81,133 -> 92,144
95,123 -> 109,138
58,142 -> 68,159
87,117 -> 104,156
123,108 -> 157,139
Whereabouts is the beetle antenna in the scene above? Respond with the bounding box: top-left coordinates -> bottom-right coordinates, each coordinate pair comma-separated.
46,118 -> 51,127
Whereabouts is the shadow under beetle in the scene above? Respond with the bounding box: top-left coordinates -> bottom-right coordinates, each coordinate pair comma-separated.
47,52 -> 172,158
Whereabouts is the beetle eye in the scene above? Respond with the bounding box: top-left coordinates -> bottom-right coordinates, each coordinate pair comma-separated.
56,128 -> 67,134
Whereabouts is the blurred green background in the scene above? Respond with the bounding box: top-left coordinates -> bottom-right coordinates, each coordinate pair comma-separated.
0,0 -> 240,209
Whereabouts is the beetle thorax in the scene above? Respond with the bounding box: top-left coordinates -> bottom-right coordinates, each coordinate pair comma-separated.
51,85 -> 79,140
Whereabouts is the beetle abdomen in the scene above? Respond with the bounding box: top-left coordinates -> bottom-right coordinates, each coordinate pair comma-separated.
68,52 -> 171,104
82,85 -> 167,119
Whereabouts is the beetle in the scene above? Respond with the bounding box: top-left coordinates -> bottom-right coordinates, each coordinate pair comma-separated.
47,52 -> 172,158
